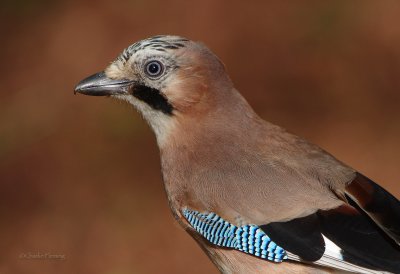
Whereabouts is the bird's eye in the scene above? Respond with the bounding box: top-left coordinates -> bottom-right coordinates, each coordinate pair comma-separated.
144,60 -> 164,78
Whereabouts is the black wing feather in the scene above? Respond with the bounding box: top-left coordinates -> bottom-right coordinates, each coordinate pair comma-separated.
260,184 -> 400,273
260,214 -> 325,262
345,172 -> 400,245
319,204 -> 400,273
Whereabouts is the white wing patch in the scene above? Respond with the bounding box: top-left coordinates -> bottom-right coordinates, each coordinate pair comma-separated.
287,235 -> 391,274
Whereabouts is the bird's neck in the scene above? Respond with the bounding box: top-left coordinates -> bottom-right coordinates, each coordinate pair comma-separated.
158,88 -> 266,220
161,89 -> 263,155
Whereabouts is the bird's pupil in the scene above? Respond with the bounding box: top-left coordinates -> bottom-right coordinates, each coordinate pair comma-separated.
148,63 -> 160,74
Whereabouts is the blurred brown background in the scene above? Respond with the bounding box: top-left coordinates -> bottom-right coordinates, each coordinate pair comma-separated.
0,1 -> 399,273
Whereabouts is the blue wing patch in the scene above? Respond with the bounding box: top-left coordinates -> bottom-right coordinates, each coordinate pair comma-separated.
183,209 -> 288,262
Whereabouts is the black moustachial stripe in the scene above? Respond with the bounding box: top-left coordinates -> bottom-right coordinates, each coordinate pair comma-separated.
132,85 -> 173,115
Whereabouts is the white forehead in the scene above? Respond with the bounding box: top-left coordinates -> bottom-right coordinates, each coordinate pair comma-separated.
117,35 -> 190,63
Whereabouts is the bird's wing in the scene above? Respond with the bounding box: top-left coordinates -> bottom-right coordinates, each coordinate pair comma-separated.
180,124 -> 400,273
183,173 -> 400,273
260,173 -> 400,273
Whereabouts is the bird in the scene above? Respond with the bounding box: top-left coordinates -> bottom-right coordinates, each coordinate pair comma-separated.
75,35 -> 400,274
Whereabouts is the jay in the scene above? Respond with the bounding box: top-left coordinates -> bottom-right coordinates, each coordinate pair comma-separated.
75,35 -> 400,274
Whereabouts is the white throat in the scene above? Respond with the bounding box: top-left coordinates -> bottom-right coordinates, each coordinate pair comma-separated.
115,95 -> 175,147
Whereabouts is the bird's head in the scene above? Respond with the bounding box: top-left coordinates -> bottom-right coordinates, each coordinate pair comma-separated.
75,35 -> 251,145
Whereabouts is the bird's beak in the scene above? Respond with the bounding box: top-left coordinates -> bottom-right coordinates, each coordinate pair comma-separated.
74,71 -> 134,96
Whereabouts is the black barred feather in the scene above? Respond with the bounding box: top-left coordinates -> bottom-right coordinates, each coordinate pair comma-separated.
183,209 -> 288,262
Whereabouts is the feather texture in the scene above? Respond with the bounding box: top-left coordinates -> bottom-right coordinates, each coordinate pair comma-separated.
184,208 -> 398,273
183,209 -> 287,262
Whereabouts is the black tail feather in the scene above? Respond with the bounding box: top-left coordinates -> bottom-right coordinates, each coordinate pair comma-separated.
345,172 -> 400,245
